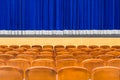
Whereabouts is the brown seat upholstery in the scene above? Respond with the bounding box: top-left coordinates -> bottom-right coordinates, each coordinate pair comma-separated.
66,45 -> 76,49
43,45 -> 53,49
92,66 -> 120,80
89,45 -> 99,49
0,54 -> 15,61
9,45 -> 19,49
0,45 -> 8,48
0,66 -> 23,80
36,54 -> 54,60
77,45 -> 87,49
82,59 -> 104,72
5,51 -> 20,56
100,45 -> 110,49
25,67 -> 57,80
32,45 -> 42,49
56,54 -> 74,60
111,45 -> 120,49
20,45 -> 31,49
23,51 -> 39,56
58,67 -> 90,80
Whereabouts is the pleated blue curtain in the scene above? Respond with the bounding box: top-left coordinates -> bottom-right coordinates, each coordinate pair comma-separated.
0,0 -> 119,30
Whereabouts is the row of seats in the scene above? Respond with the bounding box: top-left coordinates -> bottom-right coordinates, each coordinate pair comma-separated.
0,66 -> 119,80
0,58 -> 120,71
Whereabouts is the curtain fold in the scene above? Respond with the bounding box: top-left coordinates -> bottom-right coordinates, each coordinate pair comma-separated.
0,0 -> 119,30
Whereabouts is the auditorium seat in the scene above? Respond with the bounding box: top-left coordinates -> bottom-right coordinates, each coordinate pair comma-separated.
96,54 -> 115,61
111,45 -> 120,49
9,45 -> 19,49
88,45 -> 99,49
0,45 -> 8,48
55,48 -> 66,52
56,54 -> 74,60
100,45 -> 110,49
0,54 -> 15,61
42,48 -> 53,52
13,48 -> 27,53
72,51 -> 88,56
56,59 -> 77,69
36,54 -> 54,60
77,45 -> 87,49
92,66 -> 120,80
58,67 -> 90,80
25,67 -> 57,80
56,51 -> 71,55
107,59 -> 120,68
0,48 -> 10,53
20,45 -> 31,49
89,51 -> 103,57
23,51 -> 39,56
80,48 -> 92,53
0,66 -> 23,80
106,51 -> 120,57
66,45 -> 76,49
32,59 -> 55,68
16,54 -> 34,62
82,59 -> 104,72
40,51 -> 53,56
32,45 -> 42,49
43,45 -> 53,49
7,59 -> 31,71
77,55 -> 93,66
5,51 -> 20,56
54,45 -> 64,49
0,59 -> 5,66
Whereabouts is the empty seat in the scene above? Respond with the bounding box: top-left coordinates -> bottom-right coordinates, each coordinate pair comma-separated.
89,45 -> 99,49
43,45 -> 53,49
5,51 -> 20,56
32,45 -> 42,49
32,59 -> 55,68
23,51 -> 39,56
92,66 -> 120,80
16,54 -> 34,62
7,59 -> 31,71
0,66 -> 23,80
66,45 -> 76,49
56,51 -> 70,55
56,59 -> 77,69
106,51 -> 120,56
56,54 -> 74,60
72,51 -> 88,56
9,45 -> 19,49
77,55 -> 93,66
36,54 -> 54,60
107,59 -> 120,68
0,59 -> 5,66
58,67 -> 90,80
0,54 -> 14,61
54,45 -> 64,49
89,51 -> 103,57
13,48 -> 27,53
77,45 -> 87,49
40,51 -> 53,55
42,48 -> 53,52
20,45 -> 31,49
25,67 -> 57,80
111,45 -> 120,49
96,54 -> 115,61
82,59 -> 104,72
100,45 -> 110,49
0,45 -> 8,48
80,48 -> 92,53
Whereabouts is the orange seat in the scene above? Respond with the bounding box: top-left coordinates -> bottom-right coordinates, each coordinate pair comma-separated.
72,51 -> 88,56
9,45 -> 19,49
111,45 -> 120,49
77,45 -> 87,49
0,66 -> 23,80
42,48 -> 53,52
25,67 -> 57,80
32,45 -> 42,49
66,45 -> 76,49
56,59 -> 77,69
20,45 -> 31,49
56,51 -> 70,55
40,51 -> 53,55
96,54 -> 115,61
82,59 -> 104,72
13,48 -> 27,53
100,45 -> 110,49
54,45 -> 64,49
43,45 -> 53,49
23,51 -> 39,56
36,54 -> 54,60
0,54 -> 14,61
89,51 -> 103,57
107,59 -> 120,68
5,51 -> 20,56
32,59 -> 55,68
0,45 -> 8,48
7,59 -> 31,71
92,66 -> 120,80
0,59 -> 5,66
89,45 -> 99,49
16,54 -> 34,62
58,67 -> 90,80
56,54 -> 74,60
106,51 -> 120,56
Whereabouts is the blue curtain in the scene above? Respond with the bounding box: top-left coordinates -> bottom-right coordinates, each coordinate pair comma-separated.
0,0 -> 120,30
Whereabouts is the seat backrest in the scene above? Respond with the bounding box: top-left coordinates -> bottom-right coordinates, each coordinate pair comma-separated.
107,59 -> 120,68
77,45 -> 87,49
0,54 -> 15,61
5,51 -> 20,56
43,45 -> 53,49
25,67 -> 57,80
9,45 -> 19,49
82,59 -> 104,72
20,45 -> 31,49
92,66 -> 120,80
0,66 -> 23,80
100,45 -> 110,49
56,54 -> 74,60
88,45 -> 99,49
58,67 -> 90,80
66,45 -> 76,49
7,59 -> 31,71
0,59 -> 5,66
36,54 -> 54,60
0,45 -> 8,48
56,59 -> 77,69
23,51 -> 39,56
111,45 -> 120,49
32,59 -> 55,68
